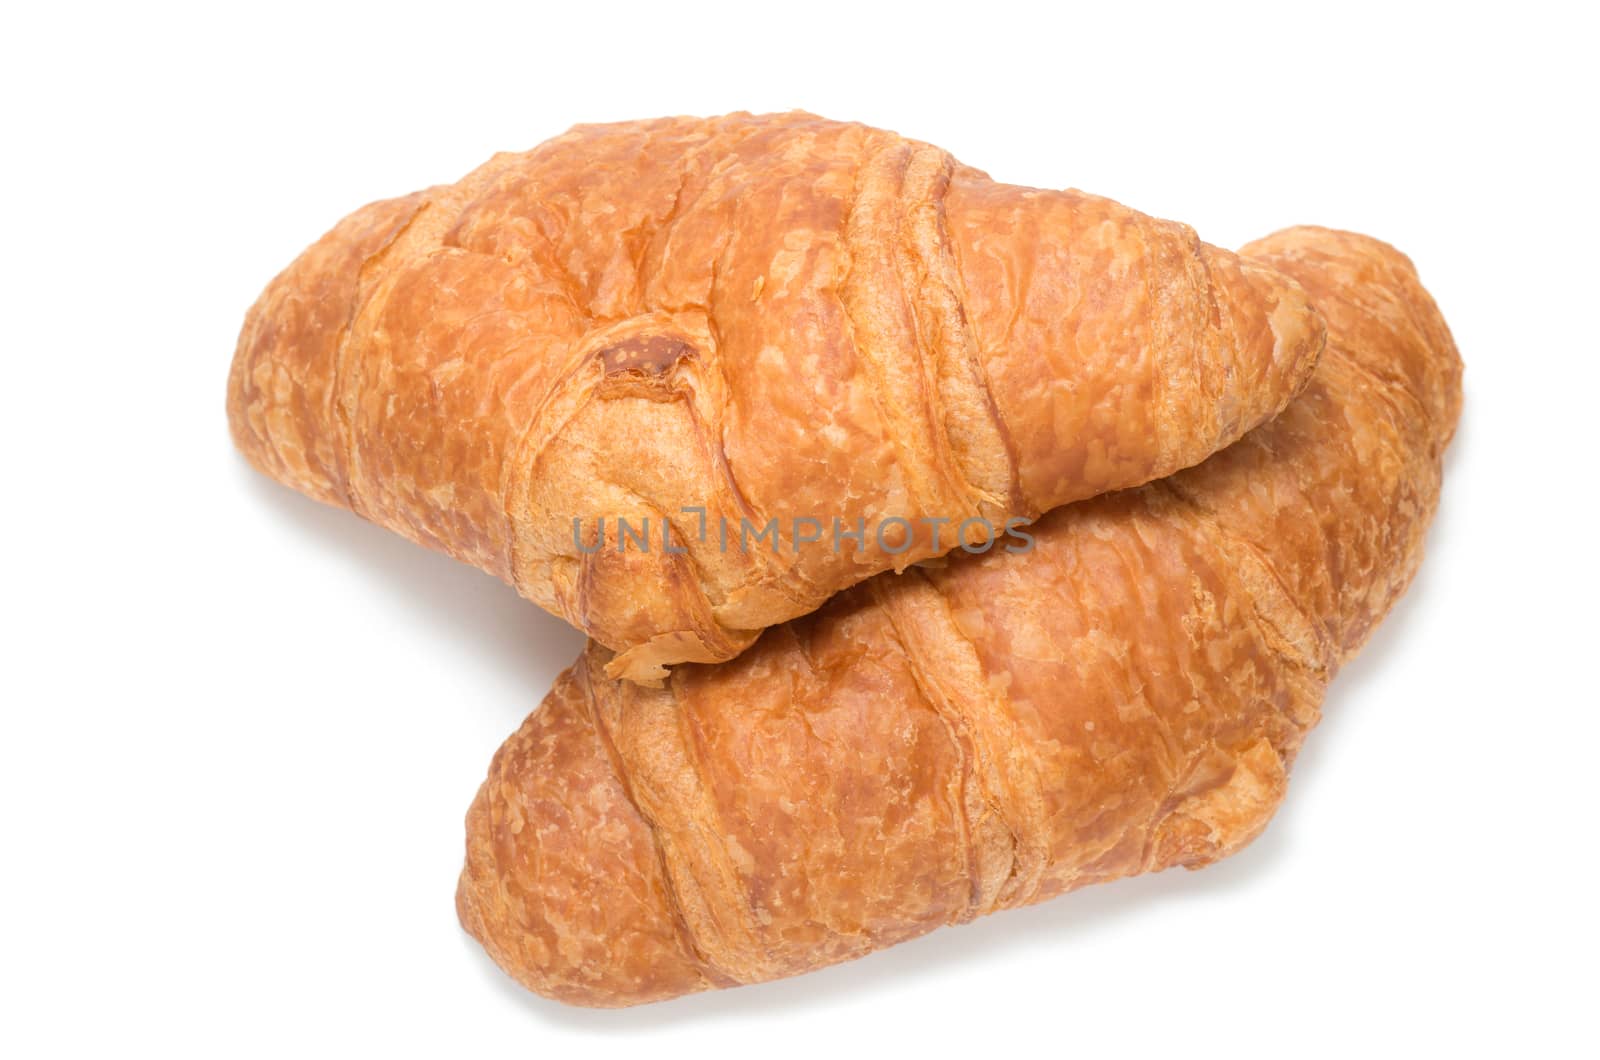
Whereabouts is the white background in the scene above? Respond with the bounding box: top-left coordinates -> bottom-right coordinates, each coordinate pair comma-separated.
5,2 -> 1596,1056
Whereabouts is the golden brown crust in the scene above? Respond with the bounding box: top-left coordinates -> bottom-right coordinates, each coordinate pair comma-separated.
228,112 -> 1324,680
455,226 -> 1462,1006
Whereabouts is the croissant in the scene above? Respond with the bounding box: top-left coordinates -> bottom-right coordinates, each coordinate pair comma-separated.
455,226 -> 1462,1006
227,112 -> 1324,681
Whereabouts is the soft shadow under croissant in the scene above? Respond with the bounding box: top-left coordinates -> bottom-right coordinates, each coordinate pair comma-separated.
455,226 -> 1462,1007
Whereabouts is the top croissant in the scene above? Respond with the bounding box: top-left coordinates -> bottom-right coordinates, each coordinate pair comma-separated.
228,112 -> 1324,681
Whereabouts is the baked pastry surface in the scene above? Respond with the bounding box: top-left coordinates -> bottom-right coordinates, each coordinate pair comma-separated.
455,226 -> 1462,1006
228,112 -> 1323,680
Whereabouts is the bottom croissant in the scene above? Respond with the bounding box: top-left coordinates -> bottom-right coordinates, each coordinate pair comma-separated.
457,226 -> 1463,1007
